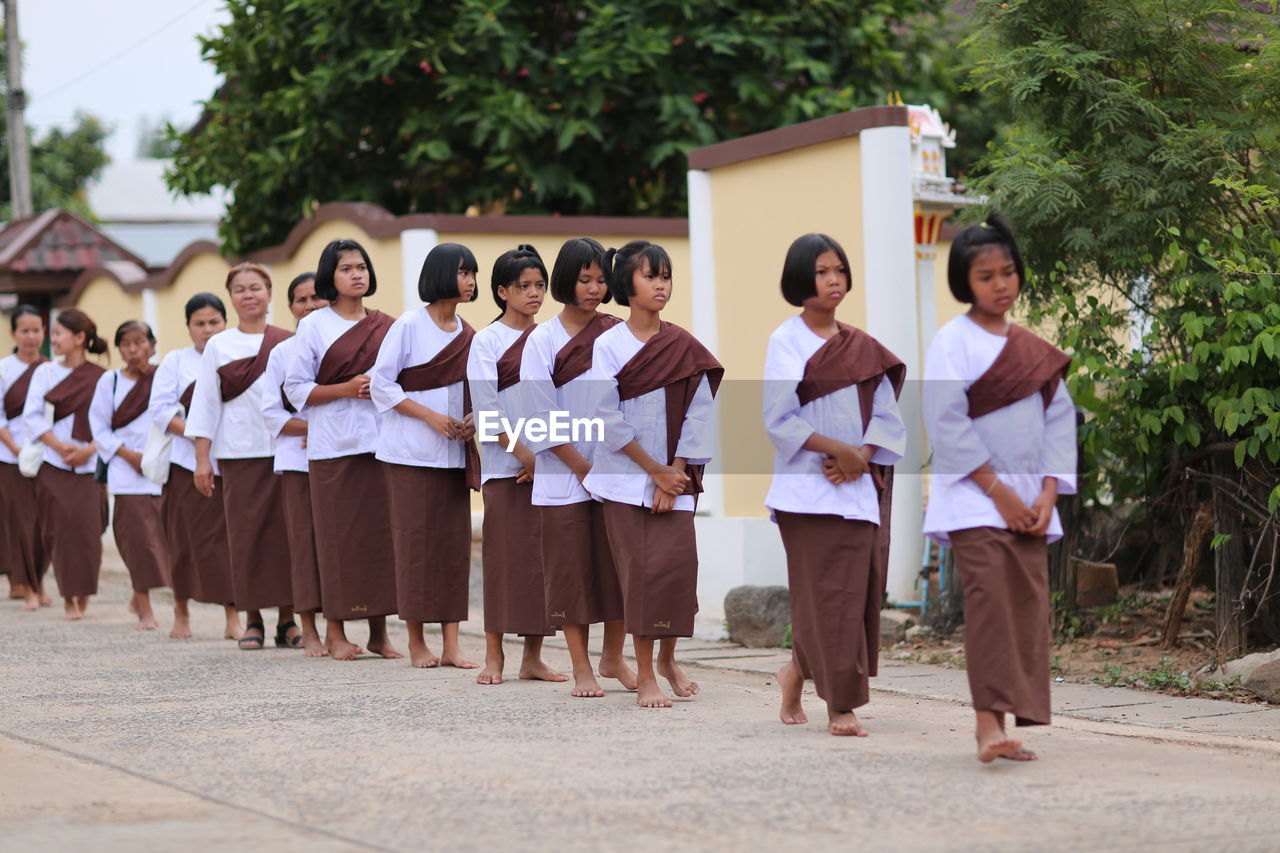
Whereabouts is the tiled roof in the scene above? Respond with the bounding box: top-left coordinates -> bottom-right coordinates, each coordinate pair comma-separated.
0,209 -> 148,273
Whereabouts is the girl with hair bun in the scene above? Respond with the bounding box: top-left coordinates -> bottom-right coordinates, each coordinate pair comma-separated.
148,292 -> 239,640
89,320 -> 169,630
22,309 -> 109,620
0,305 -> 50,610
583,240 -> 722,709
369,242 -> 481,669
923,212 -> 1077,763
519,237 -> 635,698
464,244 -> 565,685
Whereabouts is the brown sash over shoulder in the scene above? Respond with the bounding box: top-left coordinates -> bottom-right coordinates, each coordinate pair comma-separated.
794,321 -> 906,577
496,325 -> 536,392
179,380 -> 196,415
217,326 -> 292,402
45,362 -> 106,442
110,367 -> 156,430
615,321 -> 723,497
4,358 -> 46,420
966,323 -> 1071,418
395,318 -> 481,490
552,313 -> 621,387
315,310 -> 394,386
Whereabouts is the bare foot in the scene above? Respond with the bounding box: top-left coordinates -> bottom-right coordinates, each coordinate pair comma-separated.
409,640 -> 440,668
21,592 -> 40,612
303,635 -> 329,658
977,733 -> 1023,763
7,583 -> 24,600
777,663 -> 808,725
999,747 -> 1038,762
636,682 -> 673,709
476,663 -> 503,685
367,638 -> 404,660
328,637 -> 365,661
170,614 -> 192,639
828,709 -> 868,737
519,660 -> 568,682
657,658 -> 700,698
39,592 -> 53,607
440,650 -> 480,669
223,621 -> 243,641
570,669 -> 605,698
127,597 -> 138,615
135,614 -> 158,631
63,602 -> 83,621
598,658 -> 638,691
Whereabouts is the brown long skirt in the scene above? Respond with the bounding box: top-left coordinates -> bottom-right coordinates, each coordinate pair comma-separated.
219,457 -> 292,611
601,500 -> 699,639
482,477 -> 552,636
113,494 -> 170,592
0,461 -> 49,591
163,464 -> 234,605
310,453 -> 397,620
950,526 -> 1051,727
385,463 -> 470,624
541,500 -> 623,627
35,465 -> 106,598
281,471 -> 322,613
776,511 -> 881,711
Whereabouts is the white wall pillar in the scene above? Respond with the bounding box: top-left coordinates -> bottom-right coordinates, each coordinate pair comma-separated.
400,229 -> 439,315
141,288 -> 158,336
860,126 -> 924,604
686,168 -> 723,519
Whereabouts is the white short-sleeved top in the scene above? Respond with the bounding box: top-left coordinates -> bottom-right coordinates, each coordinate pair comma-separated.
21,361 -> 99,474
184,328 -> 279,460
261,335 -> 308,474
89,369 -> 163,496
466,320 -> 528,484
0,354 -> 43,464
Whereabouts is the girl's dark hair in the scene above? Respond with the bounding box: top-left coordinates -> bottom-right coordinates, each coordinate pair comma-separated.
418,242 -> 479,304
113,320 -> 156,348
224,262 -> 273,292
315,239 -> 378,302
601,240 -> 672,307
780,233 -> 851,307
287,271 -> 317,305
947,212 -> 1025,303
185,292 -> 227,323
55,309 -> 109,357
9,304 -> 42,354
549,237 -> 611,306
490,244 -> 547,313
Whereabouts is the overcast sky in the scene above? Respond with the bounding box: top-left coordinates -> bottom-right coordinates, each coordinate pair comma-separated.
21,0 -> 228,161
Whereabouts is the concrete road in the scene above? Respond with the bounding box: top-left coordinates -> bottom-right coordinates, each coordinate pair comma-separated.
2,568 -> 1279,853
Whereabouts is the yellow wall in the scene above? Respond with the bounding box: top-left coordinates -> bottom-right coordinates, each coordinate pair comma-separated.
706,136 -> 866,517
153,251 -> 232,354
72,275 -> 144,357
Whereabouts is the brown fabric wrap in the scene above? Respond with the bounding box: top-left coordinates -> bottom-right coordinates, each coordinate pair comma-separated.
614,321 -> 723,497
36,464 -> 107,597
601,499 -> 700,638
217,326 -> 291,402
315,309 -> 394,386
496,325 -> 536,392
794,321 -> 906,579
4,358 -> 46,420
110,368 -> 156,430
966,323 -> 1071,419
395,318 -> 481,491
178,381 -> 196,415
552,313 -> 621,387
45,362 -> 106,443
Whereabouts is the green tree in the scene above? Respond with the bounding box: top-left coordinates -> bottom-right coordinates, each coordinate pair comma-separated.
168,0 -> 972,255
964,0 -> 1280,652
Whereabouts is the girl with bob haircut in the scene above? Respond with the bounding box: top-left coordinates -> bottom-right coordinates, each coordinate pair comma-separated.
149,292 -> 239,640
520,236 -> 635,698
285,239 -> 401,661
763,233 -> 906,737
22,309 -> 109,621
90,320 -> 170,630
187,263 -> 298,650
583,240 -> 722,708
464,244 -> 566,685
261,272 -> 330,656
923,213 -> 1076,763
0,305 -> 51,610
370,242 -> 481,669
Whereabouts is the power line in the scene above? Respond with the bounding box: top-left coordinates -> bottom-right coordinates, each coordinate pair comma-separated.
38,0 -> 215,102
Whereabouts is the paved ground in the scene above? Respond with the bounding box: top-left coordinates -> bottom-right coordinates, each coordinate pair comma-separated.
3,555 -> 1280,852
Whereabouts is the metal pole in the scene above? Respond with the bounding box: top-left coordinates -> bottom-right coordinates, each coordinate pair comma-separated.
5,0 -> 33,219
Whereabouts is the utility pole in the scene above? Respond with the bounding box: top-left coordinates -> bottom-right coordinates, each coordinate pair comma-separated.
5,0 -> 32,219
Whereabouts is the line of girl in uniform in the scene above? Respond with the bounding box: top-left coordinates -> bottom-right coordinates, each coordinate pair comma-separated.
0,215 -> 1074,762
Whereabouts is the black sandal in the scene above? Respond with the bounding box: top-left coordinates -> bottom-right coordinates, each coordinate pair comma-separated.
275,620 -> 303,649
238,622 -> 266,650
